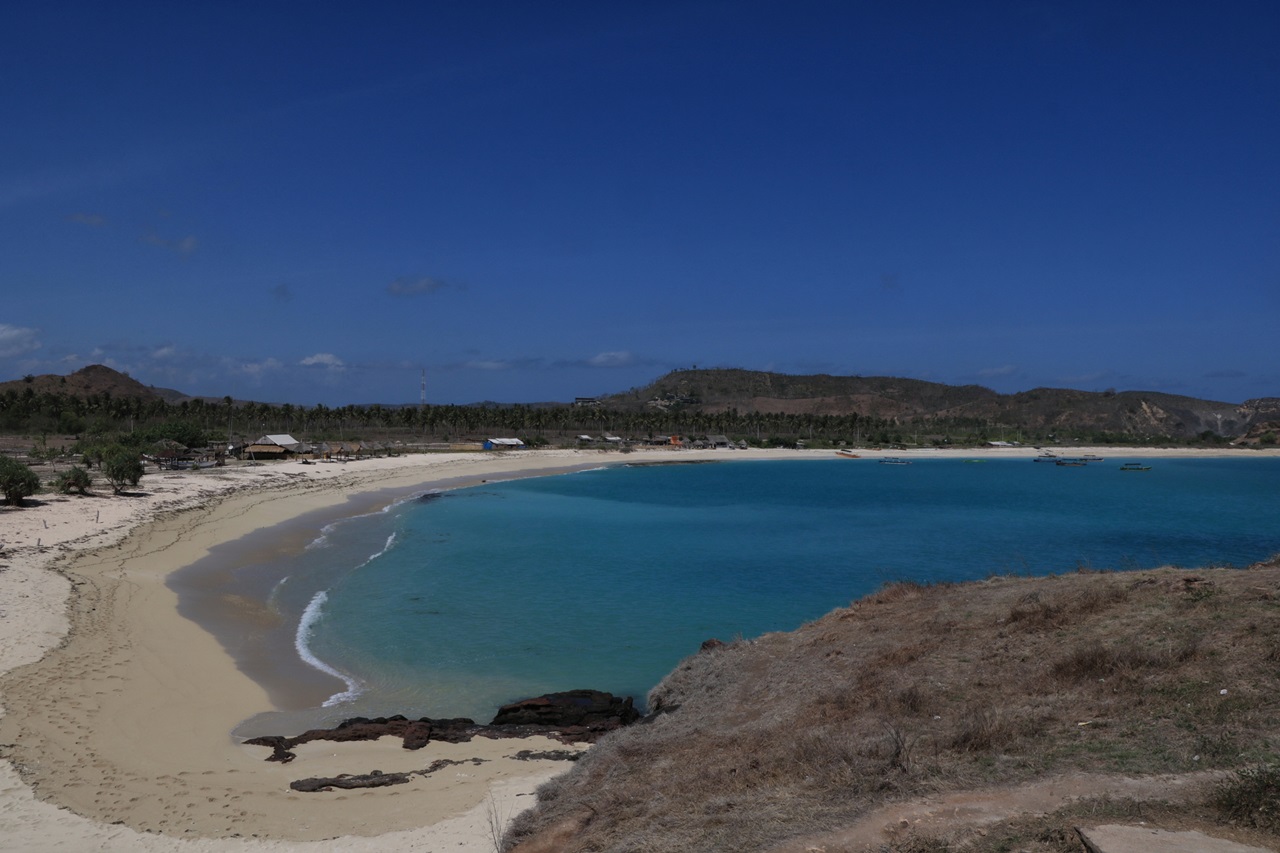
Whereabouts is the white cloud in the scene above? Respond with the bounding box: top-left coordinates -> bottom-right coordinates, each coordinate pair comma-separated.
301,353 -> 345,369
141,232 -> 199,255
0,324 -> 42,358
588,351 -> 635,368
152,345 -> 176,360
463,359 -> 510,371
978,364 -> 1018,378
240,358 -> 284,377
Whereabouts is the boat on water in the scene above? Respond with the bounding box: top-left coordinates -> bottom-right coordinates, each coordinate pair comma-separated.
1055,458 -> 1087,467
880,457 -> 912,465
1033,453 -> 1058,462
835,450 -> 861,459
1082,454 -> 1105,462
1120,462 -> 1152,471
964,459 -> 987,464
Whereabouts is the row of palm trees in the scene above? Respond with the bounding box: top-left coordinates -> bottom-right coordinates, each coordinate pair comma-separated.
2,386 -> 1144,447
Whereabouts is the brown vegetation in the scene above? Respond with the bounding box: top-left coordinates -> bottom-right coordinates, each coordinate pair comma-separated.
604,367 -> 1275,440
505,560 -> 1280,852
0,364 -> 167,401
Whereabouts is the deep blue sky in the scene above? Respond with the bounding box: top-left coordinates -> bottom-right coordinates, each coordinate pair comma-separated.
3,1 -> 1277,405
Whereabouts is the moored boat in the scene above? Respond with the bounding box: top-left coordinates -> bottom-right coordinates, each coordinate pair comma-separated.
1120,462 -> 1152,471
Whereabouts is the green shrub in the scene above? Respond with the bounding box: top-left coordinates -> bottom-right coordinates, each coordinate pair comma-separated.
53,465 -> 93,495
0,456 -> 42,506
102,446 -> 144,494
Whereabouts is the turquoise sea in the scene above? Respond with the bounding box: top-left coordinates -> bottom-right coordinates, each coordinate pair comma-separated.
190,457 -> 1280,735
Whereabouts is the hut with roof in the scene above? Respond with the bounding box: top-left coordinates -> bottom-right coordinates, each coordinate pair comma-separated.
243,433 -> 302,460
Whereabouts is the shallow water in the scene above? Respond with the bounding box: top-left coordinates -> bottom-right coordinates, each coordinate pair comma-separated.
200,457 -> 1280,735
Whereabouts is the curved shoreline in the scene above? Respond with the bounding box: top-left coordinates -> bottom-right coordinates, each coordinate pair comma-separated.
1,446 -> 1277,851
0,450 -> 665,849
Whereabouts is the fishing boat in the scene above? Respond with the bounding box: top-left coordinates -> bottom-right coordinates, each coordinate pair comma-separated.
1120,462 -> 1152,471
1082,454 -> 1105,462
1055,458 -> 1087,467
879,457 -> 912,465
1033,453 -> 1058,462
835,450 -> 861,459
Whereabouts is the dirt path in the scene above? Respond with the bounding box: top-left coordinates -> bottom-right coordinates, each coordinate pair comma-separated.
765,771 -> 1227,852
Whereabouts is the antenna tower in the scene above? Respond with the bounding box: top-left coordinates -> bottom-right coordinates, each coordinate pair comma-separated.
420,368 -> 427,409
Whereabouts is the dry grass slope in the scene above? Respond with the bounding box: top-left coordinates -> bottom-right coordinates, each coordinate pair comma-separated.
505,560 -> 1280,852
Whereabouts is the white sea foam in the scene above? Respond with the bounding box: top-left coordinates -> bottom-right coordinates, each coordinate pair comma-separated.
293,532 -> 398,707
306,495 -> 419,550
266,575 -> 289,610
296,590 -> 364,707
305,526 -> 333,550
367,531 -> 397,563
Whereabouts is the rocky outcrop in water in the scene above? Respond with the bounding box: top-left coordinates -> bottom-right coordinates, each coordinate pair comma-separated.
491,689 -> 641,729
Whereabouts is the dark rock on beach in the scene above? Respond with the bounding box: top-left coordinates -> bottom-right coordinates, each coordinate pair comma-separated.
244,715 -> 477,762
244,690 -> 639,763
289,769 -> 410,792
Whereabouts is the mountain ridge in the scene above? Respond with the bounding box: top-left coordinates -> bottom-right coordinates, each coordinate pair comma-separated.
3,364 -> 1277,441
604,368 -> 1275,441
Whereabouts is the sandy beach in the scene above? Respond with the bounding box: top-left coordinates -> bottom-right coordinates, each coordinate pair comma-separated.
1,444 -> 1276,852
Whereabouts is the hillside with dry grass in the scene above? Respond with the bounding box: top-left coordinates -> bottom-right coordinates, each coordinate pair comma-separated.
504,561 -> 1280,852
601,368 -> 1277,440
0,364 -> 169,400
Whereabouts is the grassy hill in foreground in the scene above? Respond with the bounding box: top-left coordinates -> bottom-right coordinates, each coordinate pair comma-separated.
505,561 -> 1280,852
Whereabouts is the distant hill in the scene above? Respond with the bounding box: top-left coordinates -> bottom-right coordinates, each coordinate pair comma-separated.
3,364 -> 1276,442
603,368 -> 1277,440
0,364 -> 171,402
0,365 -> 242,407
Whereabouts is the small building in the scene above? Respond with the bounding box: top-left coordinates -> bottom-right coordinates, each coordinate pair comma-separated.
483,438 -> 526,450
707,435 -> 732,448
243,443 -> 288,459
326,441 -> 363,460
243,434 -> 303,460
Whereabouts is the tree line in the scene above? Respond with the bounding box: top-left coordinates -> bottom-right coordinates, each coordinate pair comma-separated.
0,386 -> 1191,450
